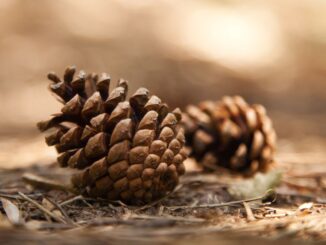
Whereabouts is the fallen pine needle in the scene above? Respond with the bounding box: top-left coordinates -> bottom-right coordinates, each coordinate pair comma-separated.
18,192 -> 67,224
59,195 -> 93,208
166,189 -> 276,210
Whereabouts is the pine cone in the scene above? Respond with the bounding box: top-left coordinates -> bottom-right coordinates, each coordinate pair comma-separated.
37,66 -> 187,204
182,96 -> 276,175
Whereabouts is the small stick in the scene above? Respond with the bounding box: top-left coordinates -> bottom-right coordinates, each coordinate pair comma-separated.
0,193 -> 43,200
44,196 -> 74,225
59,195 -> 95,208
108,200 -> 128,207
243,202 -> 256,222
18,192 -> 66,224
59,195 -> 83,207
60,195 -> 110,208
166,189 -> 276,210
22,173 -> 77,194
80,199 -> 93,208
130,214 -> 205,223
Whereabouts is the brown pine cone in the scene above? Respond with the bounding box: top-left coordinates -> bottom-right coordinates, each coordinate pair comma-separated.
37,66 -> 187,205
182,96 -> 276,175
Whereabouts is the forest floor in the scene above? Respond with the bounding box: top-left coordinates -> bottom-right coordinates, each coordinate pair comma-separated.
0,135 -> 326,245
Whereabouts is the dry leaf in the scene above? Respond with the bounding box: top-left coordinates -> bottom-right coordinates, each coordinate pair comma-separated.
228,170 -> 282,200
297,202 -> 314,216
42,198 -> 55,210
298,202 -> 313,211
0,198 -> 21,225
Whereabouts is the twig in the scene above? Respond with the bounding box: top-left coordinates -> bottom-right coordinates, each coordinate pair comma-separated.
22,173 -> 77,194
166,190 -> 276,210
58,195 -> 94,208
59,195 -> 84,207
0,192 -> 43,200
243,202 -> 256,222
130,214 -> 205,223
108,200 -> 128,207
44,196 -> 74,225
80,199 -> 93,208
18,192 -> 66,224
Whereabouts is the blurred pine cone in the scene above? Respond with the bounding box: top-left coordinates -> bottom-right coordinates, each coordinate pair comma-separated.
182,96 -> 276,175
37,66 -> 187,204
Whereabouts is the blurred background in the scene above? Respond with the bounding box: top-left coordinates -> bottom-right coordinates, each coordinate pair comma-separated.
0,0 -> 326,167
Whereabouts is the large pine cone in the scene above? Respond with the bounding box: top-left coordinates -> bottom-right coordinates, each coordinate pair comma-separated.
182,96 -> 276,175
37,66 -> 187,204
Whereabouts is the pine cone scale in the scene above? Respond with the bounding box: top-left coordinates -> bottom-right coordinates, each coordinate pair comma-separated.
182,96 -> 276,175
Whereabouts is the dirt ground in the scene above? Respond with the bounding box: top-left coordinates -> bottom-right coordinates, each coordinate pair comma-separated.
1,134 -> 326,244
